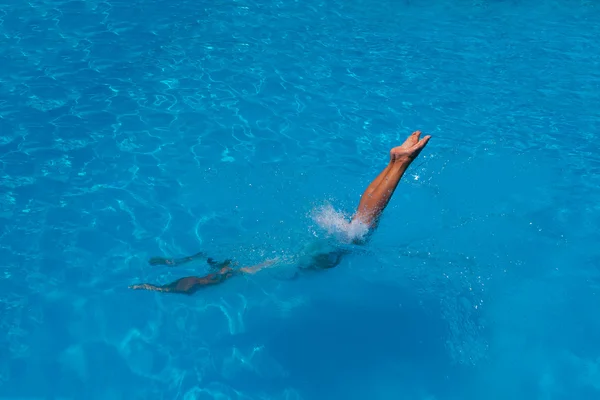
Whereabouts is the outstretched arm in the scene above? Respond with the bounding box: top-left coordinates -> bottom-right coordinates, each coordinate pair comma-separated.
129,260 -> 278,295
148,251 -> 208,267
129,265 -> 239,295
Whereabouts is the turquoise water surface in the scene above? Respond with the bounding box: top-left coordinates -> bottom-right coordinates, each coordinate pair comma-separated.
1,0 -> 600,399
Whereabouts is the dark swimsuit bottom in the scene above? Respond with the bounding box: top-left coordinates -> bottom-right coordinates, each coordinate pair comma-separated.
298,248 -> 349,271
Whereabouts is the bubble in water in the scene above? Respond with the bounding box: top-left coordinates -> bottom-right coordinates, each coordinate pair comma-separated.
311,203 -> 370,243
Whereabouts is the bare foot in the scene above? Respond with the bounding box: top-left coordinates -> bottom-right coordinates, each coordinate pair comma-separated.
390,130 -> 431,162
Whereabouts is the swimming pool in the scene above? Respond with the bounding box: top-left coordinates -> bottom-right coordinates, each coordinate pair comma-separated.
1,0 -> 599,398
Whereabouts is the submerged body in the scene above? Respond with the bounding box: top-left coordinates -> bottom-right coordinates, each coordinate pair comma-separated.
130,131 -> 431,295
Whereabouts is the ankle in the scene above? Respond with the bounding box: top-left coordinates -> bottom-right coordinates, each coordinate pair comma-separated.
390,154 -> 412,165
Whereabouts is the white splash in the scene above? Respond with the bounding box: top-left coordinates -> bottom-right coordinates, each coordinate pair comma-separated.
311,203 -> 370,243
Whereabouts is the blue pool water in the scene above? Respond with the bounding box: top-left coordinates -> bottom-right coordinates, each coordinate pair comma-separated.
1,0 -> 600,398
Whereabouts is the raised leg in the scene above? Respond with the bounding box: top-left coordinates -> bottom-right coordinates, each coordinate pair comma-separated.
352,130 -> 430,227
362,161 -> 394,198
298,131 -> 431,271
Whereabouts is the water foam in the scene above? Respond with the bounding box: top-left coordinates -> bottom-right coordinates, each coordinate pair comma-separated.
311,203 -> 370,244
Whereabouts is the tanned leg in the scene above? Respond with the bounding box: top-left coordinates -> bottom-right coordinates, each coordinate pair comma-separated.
362,161 -> 394,198
148,252 -> 208,267
298,131 -> 431,271
352,130 -> 430,227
